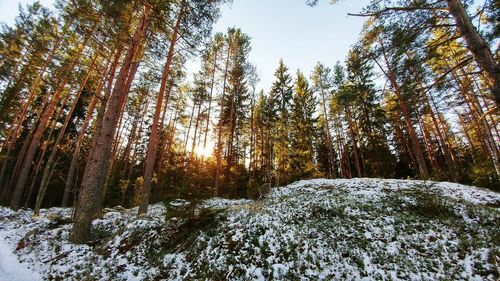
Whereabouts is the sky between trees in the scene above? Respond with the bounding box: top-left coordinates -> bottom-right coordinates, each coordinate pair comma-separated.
1,0 -> 368,91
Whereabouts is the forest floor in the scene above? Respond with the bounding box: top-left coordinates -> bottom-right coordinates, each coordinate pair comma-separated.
0,178 -> 499,281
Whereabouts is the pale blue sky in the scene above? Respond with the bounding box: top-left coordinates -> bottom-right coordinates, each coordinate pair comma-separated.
0,0 -> 367,91
213,0 -> 367,90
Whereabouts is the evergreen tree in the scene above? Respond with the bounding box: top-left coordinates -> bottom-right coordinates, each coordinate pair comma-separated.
290,70 -> 317,181
269,59 -> 293,186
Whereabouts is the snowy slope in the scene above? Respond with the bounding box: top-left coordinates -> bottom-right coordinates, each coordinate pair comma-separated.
0,178 -> 499,280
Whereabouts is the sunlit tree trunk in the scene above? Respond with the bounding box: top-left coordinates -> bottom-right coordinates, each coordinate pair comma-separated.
138,2 -> 186,215
445,0 -> 500,106
9,25 -> 95,210
70,7 -> 151,243
34,59 -> 96,215
376,41 -> 430,179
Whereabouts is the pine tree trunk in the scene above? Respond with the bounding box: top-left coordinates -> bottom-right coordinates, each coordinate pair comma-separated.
319,81 -> 336,178
138,3 -> 185,215
190,98 -> 203,161
225,77 -> 237,187
1,31 -> 63,157
62,94 -> 98,207
34,60 -> 95,215
377,43 -> 430,179
445,0 -> 500,107
451,68 -> 500,176
203,51 -> 218,149
62,52 -> 118,208
215,39 -> 232,196
345,107 -> 363,177
426,92 -> 460,182
70,8 -> 151,243
184,104 -> 196,151
9,27 -> 94,210
24,83 -> 77,208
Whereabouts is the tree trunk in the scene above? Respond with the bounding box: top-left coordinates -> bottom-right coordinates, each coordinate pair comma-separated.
62,94 -> 98,207
215,38 -> 232,196
70,7 -> 151,243
445,0 -> 500,107
34,59 -> 96,215
203,50 -> 218,149
9,26 -> 95,210
376,42 -> 430,179
319,79 -> 336,178
62,51 -> 119,208
138,2 -> 185,215
345,106 -> 363,177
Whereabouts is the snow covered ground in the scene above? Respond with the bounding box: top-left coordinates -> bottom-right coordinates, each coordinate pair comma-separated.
0,178 -> 499,280
0,235 -> 41,281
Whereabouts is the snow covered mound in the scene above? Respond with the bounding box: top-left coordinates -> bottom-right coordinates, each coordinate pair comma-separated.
0,179 -> 499,280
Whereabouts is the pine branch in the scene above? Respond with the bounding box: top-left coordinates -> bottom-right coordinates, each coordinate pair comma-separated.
348,7 -> 448,17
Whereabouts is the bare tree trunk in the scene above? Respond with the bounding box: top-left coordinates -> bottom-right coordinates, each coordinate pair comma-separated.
70,8 -> 151,243
0,30 -> 64,157
62,94 -> 98,207
138,2 -> 185,215
446,0 -> 500,106
62,51 -> 119,208
190,98 -> 203,161
376,42 -> 430,179
9,26 -> 95,210
319,79 -> 336,178
203,50 -> 218,149
184,103 -> 196,151
24,82 -> 77,208
215,38 -> 232,196
345,107 -> 362,177
34,59 -> 96,215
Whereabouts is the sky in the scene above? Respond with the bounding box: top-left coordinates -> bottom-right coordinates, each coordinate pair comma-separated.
0,0 -> 368,91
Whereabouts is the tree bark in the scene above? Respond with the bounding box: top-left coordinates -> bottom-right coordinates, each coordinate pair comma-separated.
34,58 -> 96,215
376,42 -> 430,179
9,26 -> 95,210
345,107 -> 363,177
138,2 -> 185,215
215,37 -> 232,196
70,7 -> 151,243
445,0 -> 500,107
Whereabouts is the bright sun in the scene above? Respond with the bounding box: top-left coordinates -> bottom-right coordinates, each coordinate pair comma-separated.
194,144 -> 214,158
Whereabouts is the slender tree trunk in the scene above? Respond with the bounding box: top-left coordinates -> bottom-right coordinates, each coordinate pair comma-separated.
445,0 -> 500,106
190,98 -> 203,161
1,31 -> 64,156
9,26 -> 95,210
425,92 -> 459,182
62,53 -> 118,208
184,103 -> 196,151
34,59 -> 96,215
319,80 -> 336,178
70,8 -> 151,243
138,2 -> 185,215
215,39 -> 232,196
225,77 -> 237,187
24,82 -> 77,208
376,42 -> 430,179
451,68 -> 500,176
345,107 -> 362,177
418,116 -> 439,173
62,94 -> 98,207
203,51 -> 218,149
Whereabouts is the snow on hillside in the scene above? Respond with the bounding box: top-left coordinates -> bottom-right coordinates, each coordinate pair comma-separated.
0,178 -> 499,280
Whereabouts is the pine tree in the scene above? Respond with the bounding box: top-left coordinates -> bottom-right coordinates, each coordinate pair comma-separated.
290,70 -> 317,181
269,60 -> 293,186
311,63 -> 337,178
